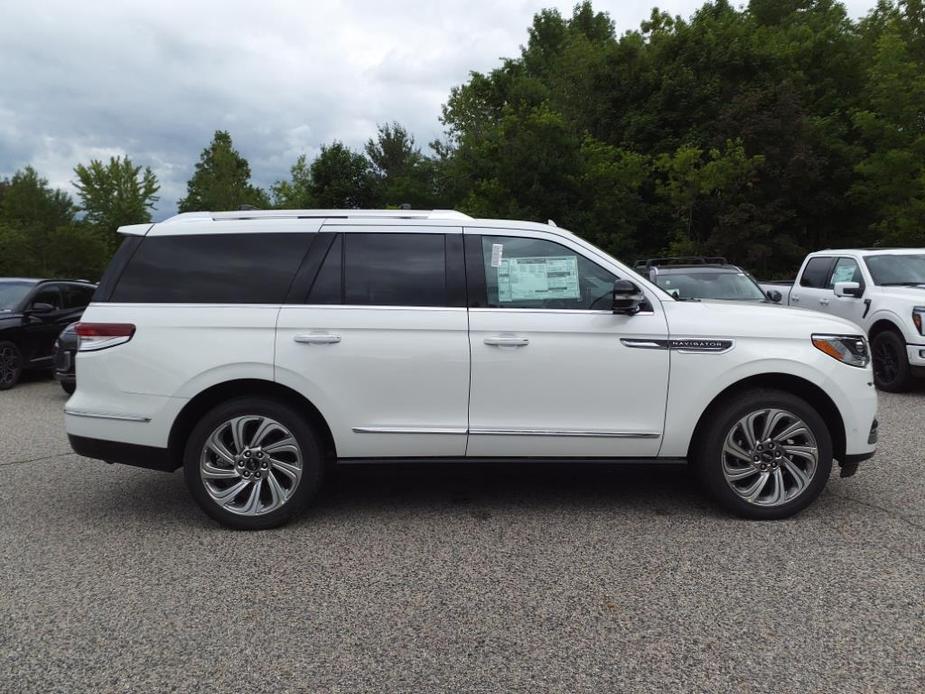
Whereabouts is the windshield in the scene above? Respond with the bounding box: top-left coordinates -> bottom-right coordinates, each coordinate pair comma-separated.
655,270 -> 767,301
0,281 -> 36,311
864,254 -> 925,286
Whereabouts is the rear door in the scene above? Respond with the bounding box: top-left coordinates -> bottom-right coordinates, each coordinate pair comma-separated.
791,256 -> 835,312
275,225 -> 470,458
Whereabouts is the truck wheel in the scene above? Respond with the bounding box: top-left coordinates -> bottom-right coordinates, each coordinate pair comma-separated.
61,381 -> 76,395
871,330 -> 912,392
183,397 -> 324,530
693,389 -> 832,520
0,341 -> 23,391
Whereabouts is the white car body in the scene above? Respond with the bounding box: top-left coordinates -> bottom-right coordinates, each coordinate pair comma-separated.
65,211 -> 877,528
66,211 -> 877,476
762,249 -> 925,390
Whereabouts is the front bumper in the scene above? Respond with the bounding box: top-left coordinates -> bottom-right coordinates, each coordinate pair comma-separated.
839,419 -> 877,478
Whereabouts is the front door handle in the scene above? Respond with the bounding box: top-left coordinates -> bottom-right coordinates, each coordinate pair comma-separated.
294,333 -> 341,345
819,298 -> 830,306
484,336 -> 529,347
791,295 -> 800,303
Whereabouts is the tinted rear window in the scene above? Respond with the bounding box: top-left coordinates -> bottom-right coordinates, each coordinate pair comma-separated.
800,257 -> 835,288
343,233 -> 447,307
110,233 -> 312,303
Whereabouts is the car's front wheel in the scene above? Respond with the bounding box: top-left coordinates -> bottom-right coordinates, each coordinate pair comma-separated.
871,330 -> 912,392
693,389 -> 833,519
183,398 -> 323,530
0,341 -> 23,391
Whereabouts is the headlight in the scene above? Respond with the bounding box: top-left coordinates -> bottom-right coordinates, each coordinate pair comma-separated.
812,334 -> 870,368
913,307 -> 925,335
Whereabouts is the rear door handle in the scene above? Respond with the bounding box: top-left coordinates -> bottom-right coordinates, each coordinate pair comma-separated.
819,298 -> 830,306
791,295 -> 800,302
484,336 -> 529,347
294,333 -> 341,345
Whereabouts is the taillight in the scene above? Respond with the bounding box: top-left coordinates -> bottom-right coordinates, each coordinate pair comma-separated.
75,323 -> 136,351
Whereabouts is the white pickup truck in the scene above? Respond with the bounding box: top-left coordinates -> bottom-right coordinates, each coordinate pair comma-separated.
761,249 -> 925,391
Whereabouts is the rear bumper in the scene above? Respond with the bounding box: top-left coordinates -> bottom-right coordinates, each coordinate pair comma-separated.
68,434 -> 176,472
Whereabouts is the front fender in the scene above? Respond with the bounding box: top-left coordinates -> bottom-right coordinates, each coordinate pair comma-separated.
658,339 -> 876,458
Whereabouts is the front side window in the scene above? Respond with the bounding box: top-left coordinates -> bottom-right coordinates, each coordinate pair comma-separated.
826,258 -> 864,290
343,233 -> 447,307
110,233 -> 312,303
480,236 -> 616,310
32,286 -> 62,310
864,254 -> 925,286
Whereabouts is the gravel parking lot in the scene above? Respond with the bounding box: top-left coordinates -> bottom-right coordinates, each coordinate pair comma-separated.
1,378 -> 923,693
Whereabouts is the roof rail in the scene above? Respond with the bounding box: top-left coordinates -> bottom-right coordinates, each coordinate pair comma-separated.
634,256 -> 729,269
160,209 -> 474,224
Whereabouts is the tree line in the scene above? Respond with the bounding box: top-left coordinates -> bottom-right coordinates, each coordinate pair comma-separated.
1,0 -> 923,281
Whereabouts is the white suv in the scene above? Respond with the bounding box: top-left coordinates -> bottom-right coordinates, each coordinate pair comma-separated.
66,210 -> 878,529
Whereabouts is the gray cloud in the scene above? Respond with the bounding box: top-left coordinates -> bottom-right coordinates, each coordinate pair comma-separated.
0,0 -> 877,219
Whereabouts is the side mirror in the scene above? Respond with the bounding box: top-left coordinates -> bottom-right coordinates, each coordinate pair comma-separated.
612,279 -> 645,315
767,289 -> 782,303
28,302 -> 55,314
834,281 -> 862,298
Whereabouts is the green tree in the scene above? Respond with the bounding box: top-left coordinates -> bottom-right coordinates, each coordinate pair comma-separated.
308,142 -> 374,208
177,131 -> 269,212
0,167 -> 77,276
852,4 -> 925,245
365,123 -> 437,208
271,155 -> 315,209
73,156 -> 159,249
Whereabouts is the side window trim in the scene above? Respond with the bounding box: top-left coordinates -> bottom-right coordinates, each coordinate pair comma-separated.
464,233 -> 488,308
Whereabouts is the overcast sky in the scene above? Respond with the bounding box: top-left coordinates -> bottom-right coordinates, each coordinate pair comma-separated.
0,0 -> 877,219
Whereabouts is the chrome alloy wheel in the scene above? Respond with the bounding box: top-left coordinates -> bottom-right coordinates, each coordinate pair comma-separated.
200,415 -> 303,516
721,408 -> 818,507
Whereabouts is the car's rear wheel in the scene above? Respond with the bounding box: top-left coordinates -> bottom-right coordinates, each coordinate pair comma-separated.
693,389 -> 832,519
183,398 -> 323,530
872,330 -> 912,392
60,381 -> 76,395
0,341 -> 23,391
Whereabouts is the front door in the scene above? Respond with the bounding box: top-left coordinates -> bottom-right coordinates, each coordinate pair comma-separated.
275,226 -> 470,459
21,284 -> 68,364
825,257 -> 868,329
465,231 -> 670,458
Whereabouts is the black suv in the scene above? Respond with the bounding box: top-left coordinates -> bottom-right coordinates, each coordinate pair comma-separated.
634,257 -> 772,302
0,279 -> 96,390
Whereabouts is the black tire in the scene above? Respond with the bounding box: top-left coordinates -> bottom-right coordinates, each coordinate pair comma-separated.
872,330 -> 912,392
692,388 -> 833,520
60,381 -> 76,395
183,397 -> 324,530
0,341 -> 23,391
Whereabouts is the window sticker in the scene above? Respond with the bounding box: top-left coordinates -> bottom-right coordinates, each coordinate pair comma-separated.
497,255 -> 580,302
831,263 -> 856,284
490,243 -> 504,268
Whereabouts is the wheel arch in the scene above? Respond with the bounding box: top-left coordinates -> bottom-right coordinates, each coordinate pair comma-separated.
167,379 -> 337,470
687,373 -> 846,463
868,317 -> 905,342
